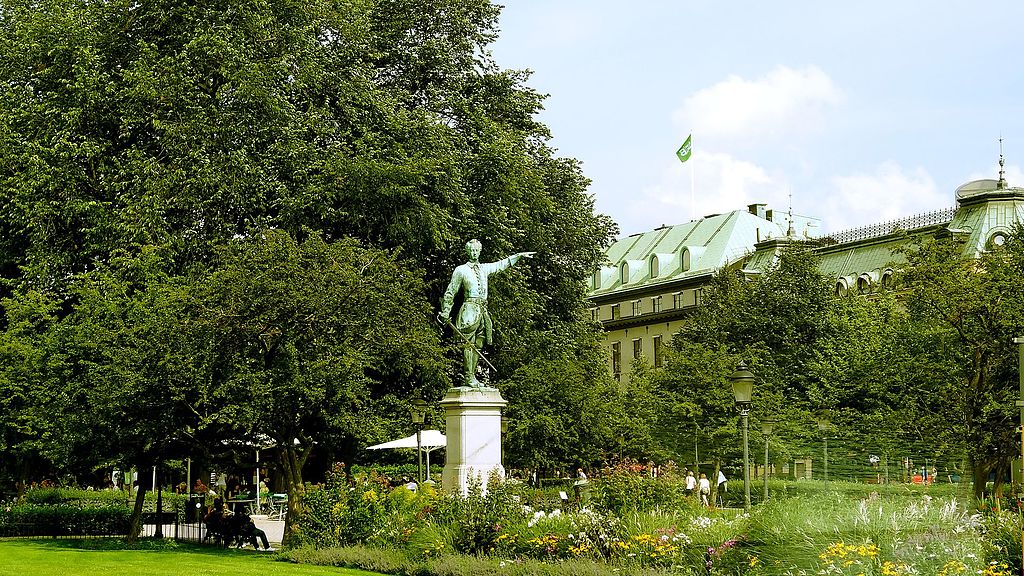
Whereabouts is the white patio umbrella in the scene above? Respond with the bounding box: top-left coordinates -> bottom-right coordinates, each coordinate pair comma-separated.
367,430 -> 447,479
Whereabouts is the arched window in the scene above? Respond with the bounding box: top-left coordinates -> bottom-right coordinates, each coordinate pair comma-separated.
650,255 -> 660,278
835,278 -> 849,297
857,274 -> 872,295
880,269 -> 894,290
620,262 -> 630,285
681,248 -> 691,272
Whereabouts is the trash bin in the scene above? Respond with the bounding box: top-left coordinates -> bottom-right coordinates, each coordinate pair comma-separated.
185,495 -> 204,523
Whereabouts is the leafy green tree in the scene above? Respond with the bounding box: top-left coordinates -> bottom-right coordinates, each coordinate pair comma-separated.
186,230 -> 445,544
897,231 -> 1024,500
0,0 -> 616,503
631,247 -> 935,496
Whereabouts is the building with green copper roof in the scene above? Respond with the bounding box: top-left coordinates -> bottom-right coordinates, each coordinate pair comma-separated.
588,166 -> 1024,382
588,204 -> 820,382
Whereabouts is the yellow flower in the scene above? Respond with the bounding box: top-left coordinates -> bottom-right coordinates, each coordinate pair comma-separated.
749,556 -> 760,567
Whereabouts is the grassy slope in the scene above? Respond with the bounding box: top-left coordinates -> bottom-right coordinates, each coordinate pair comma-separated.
0,540 -> 384,576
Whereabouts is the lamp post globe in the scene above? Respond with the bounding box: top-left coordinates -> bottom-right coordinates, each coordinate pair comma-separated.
729,362 -> 754,512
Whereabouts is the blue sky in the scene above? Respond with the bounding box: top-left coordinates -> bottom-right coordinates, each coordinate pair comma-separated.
491,1 -> 1024,237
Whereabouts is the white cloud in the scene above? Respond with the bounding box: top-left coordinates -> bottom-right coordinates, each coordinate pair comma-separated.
819,162 -> 946,234
965,165 -> 1024,189
613,151 -> 789,234
672,65 -> 843,143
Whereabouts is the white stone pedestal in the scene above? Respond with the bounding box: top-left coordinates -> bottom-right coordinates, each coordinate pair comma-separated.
440,386 -> 506,495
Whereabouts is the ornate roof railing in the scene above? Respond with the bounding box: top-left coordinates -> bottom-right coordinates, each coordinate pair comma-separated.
824,207 -> 957,245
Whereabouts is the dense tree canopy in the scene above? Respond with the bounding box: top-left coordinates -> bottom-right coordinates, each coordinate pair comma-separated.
0,0 -> 618,525
624,245 -> 990,498
897,230 -> 1024,498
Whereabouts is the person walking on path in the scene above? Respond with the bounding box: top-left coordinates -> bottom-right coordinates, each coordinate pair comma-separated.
698,473 -> 711,507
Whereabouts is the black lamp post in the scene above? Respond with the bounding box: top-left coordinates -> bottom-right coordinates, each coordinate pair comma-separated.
761,419 -> 775,502
817,416 -> 830,483
409,397 -> 428,484
730,362 -> 754,512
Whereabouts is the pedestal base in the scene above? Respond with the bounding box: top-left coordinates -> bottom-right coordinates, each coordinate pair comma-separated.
440,386 -> 506,495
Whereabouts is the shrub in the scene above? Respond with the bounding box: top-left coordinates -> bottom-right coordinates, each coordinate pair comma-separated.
428,476 -> 530,556
981,508 -> 1022,575
0,503 -> 132,536
590,460 -> 684,515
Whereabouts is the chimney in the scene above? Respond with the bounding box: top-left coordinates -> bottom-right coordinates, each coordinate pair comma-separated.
747,203 -> 768,219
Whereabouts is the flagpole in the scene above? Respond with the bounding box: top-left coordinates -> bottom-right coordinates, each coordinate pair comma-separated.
690,132 -> 695,221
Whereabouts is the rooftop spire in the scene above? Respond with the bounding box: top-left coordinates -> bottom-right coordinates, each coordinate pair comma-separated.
786,189 -> 796,238
998,136 -> 1007,189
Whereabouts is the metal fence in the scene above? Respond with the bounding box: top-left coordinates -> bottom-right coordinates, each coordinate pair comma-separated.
0,496 -> 209,542
824,206 -> 957,245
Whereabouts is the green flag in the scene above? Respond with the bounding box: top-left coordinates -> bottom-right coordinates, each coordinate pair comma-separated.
676,134 -> 692,163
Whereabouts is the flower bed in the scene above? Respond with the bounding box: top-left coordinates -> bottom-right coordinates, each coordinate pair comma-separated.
287,464 -> 1003,575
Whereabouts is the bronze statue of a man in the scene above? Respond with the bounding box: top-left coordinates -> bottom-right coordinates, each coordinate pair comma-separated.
438,239 -> 534,388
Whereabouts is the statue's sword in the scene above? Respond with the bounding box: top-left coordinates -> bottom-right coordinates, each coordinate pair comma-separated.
436,316 -> 498,373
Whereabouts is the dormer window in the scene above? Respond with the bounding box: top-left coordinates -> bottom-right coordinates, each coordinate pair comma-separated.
857,274 -> 872,295
880,269 -> 894,290
620,262 -> 629,284
681,248 -> 691,272
835,278 -> 849,297
650,255 -> 660,278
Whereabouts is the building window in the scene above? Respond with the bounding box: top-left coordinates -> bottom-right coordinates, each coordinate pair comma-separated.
681,248 -> 691,272
857,274 -> 871,295
631,299 -> 642,316
650,255 -> 660,278
673,292 -> 683,309
590,307 -> 599,322
620,262 -> 629,284
611,342 -> 621,378
651,295 -> 662,313
653,335 -> 664,367
632,338 -> 642,360
880,269 -> 894,290
611,304 -> 620,320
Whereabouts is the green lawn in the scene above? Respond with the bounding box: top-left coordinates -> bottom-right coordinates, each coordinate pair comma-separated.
0,540 -> 385,576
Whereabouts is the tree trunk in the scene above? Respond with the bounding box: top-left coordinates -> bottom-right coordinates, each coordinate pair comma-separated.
971,458 -> 990,503
126,483 -> 148,543
709,460 -> 722,509
279,444 -> 312,548
993,464 -> 1004,501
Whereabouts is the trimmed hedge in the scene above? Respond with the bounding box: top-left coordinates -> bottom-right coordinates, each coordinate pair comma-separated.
0,488 -> 184,537
0,504 -> 132,537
